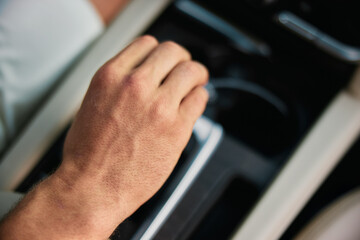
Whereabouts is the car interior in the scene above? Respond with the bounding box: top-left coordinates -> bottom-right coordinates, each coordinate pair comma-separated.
1,0 -> 360,239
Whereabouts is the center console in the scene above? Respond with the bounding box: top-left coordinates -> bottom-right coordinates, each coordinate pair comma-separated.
5,0 -> 360,239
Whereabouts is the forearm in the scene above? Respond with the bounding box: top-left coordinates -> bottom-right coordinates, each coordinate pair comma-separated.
0,170 -> 124,240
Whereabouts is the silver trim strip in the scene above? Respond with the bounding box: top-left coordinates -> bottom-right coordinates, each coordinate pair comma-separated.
0,0 -> 173,190
137,117 -> 223,240
175,1 -> 271,57
277,11 -> 360,63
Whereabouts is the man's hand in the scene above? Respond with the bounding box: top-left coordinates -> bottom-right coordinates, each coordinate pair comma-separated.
58,35 -> 209,233
0,36 -> 208,239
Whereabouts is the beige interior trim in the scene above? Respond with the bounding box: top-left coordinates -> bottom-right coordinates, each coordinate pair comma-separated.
294,188 -> 360,240
0,0 -> 173,191
231,68 -> 360,240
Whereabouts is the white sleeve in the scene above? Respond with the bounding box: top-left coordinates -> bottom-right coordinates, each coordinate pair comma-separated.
0,0 -> 105,152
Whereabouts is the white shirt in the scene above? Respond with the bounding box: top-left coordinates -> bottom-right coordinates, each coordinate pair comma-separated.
0,0 -> 104,152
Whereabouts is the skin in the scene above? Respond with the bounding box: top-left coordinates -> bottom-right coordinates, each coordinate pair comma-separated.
90,0 -> 131,25
0,36 -> 209,239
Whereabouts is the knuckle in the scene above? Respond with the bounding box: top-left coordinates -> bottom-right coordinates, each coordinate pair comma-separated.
185,88 -> 209,110
122,72 -> 145,98
161,41 -> 191,59
177,61 -> 209,83
150,99 -> 172,121
196,62 -> 209,82
194,87 -> 209,104
161,41 -> 180,51
180,61 -> 203,76
92,63 -> 118,87
99,62 -> 118,77
138,35 -> 159,46
193,62 -> 209,79
197,87 -> 209,103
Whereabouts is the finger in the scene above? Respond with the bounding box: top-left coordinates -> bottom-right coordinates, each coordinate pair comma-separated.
179,86 -> 209,124
161,61 -> 208,105
135,41 -> 191,88
110,35 -> 159,71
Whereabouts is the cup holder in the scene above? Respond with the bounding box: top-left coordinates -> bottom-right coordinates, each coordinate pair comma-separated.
204,77 -> 301,158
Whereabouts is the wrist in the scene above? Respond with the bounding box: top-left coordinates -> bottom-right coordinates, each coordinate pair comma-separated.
56,155 -> 142,216
0,171 -> 121,240
43,173 -> 120,239
48,166 -> 128,237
